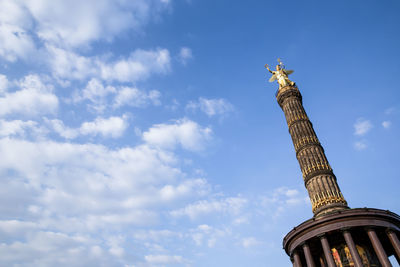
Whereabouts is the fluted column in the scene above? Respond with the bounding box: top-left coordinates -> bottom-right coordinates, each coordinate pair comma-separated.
387,230 -> 400,263
342,230 -> 363,267
277,85 -> 348,216
293,250 -> 303,267
302,243 -> 316,267
319,235 -> 336,267
367,228 -> 392,267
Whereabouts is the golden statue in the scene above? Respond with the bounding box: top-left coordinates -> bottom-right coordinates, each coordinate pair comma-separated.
265,58 -> 295,88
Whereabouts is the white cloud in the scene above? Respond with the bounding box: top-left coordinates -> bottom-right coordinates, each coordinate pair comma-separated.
99,48 -> 171,83
354,118 -> 373,136
73,78 -> 116,113
0,75 -> 58,117
170,197 -> 247,220
0,0 -> 171,62
260,187 -> 308,218
72,79 -> 162,113
0,120 -> 44,138
83,81 -> 113,103
0,74 -> 9,93
189,224 -> 230,248
178,47 -> 193,65
0,137 -> 207,231
47,45 -> 98,81
133,230 -> 182,242
143,118 -> 212,151
187,97 -> 234,117
24,0 -> 137,48
48,115 -> 129,139
0,220 -> 37,236
48,46 -> 171,83
159,179 -> 210,201
166,99 -> 180,111
232,216 -> 249,225
0,24 -> 36,62
145,254 -> 185,265
261,187 -> 306,206
0,230 -> 115,266
354,140 -> 367,150
48,119 -> 79,139
242,237 -> 262,248
382,121 -> 391,129
113,87 -> 161,108
133,224 -> 232,251
0,1 -> 33,30
82,116 -> 129,138
0,1 -> 36,62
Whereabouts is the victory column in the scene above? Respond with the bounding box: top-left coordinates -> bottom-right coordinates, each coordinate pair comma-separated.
266,59 -> 400,267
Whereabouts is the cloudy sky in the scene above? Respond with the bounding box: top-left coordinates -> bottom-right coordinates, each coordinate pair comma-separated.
0,0 -> 399,266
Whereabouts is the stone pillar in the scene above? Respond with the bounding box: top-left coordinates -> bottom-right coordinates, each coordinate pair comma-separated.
387,230 -> 400,264
320,235 -> 336,267
302,243 -> 316,267
293,250 -> 303,267
367,228 -> 392,267
342,230 -> 363,267
276,85 -> 348,216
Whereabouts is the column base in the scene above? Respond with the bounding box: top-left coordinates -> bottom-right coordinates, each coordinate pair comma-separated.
283,208 -> 400,266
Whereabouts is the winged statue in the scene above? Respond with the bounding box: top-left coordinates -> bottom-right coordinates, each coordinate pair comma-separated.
265,58 -> 295,88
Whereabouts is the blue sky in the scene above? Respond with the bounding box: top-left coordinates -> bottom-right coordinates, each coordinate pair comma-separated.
0,0 -> 399,266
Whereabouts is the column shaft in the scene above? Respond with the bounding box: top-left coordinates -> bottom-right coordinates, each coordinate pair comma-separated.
342,231 -> 363,267
277,87 -> 348,216
320,236 -> 336,267
302,243 -> 316,267
293,251 -> 303,267
387,230 -> 400,264
367,229 -> 392,267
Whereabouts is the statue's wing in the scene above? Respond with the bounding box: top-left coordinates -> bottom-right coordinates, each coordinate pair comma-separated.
269,75 -> 277,82
286,70 -> 294,75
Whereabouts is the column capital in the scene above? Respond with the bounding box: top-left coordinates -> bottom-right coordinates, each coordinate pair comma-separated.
386,228 -> 397,234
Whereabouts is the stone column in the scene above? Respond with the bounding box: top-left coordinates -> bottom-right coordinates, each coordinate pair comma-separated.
342,230 -> 363,267
276,85 -> 348,216
367,228 -> 392,267
387,230 -> 400,264
302,243 -> 316,267
320,235 -> 336,267
293,250 -> 303,267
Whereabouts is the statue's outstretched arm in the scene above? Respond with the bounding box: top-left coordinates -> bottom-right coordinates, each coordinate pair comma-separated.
265,64 -> 273,73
